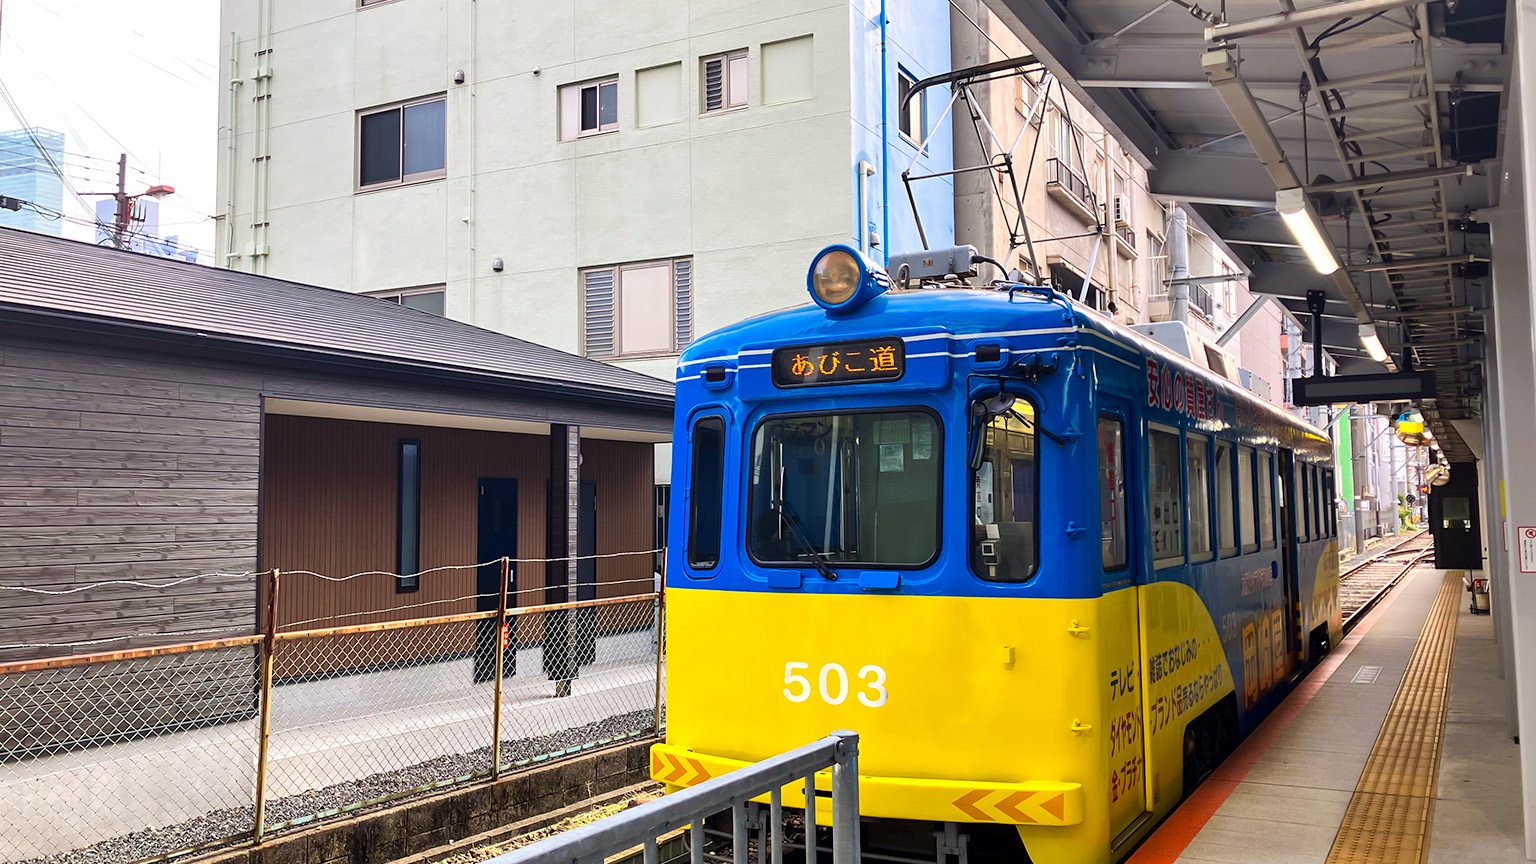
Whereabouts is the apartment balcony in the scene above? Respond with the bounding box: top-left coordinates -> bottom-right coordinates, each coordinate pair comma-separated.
1045,158 -> 1099,225
1114,223 -> 1137,258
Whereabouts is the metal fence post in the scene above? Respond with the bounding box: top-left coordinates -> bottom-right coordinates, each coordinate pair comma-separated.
252,568 -> 281,844
653,572 -> 665,735
830,730 -> 859,864
491,556 -> 511,780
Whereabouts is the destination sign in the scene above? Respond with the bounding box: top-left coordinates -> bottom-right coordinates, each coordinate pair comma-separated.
771,337 -> 905,388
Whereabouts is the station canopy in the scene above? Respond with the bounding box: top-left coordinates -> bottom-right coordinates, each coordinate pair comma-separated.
984,0 -> 1510,461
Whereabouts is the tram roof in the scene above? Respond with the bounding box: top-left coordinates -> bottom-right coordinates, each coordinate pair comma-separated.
681,286 -> 1331,448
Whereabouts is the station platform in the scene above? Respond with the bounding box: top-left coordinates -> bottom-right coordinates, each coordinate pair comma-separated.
1128,566 -> 1525,864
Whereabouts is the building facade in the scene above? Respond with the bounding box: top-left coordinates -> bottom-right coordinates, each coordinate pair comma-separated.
216,0 -> 955,381
0,128 -> 65,236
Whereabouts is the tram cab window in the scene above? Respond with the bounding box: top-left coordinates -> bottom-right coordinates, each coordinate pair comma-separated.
1097,416 -> 1128,570
1187,433 -> 1213,562
1258,451 -> 1275,548
1215,440 -> 1237,557
748,410 -> 940,568
687,415 -> 726,570
1238,445 -> 1258,554
972,399 -> 1039,582
1315,466 -> 1327,538
1149,426 -> 1184,569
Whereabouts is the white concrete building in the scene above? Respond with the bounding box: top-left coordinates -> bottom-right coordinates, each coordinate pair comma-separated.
216,0 -> 954,381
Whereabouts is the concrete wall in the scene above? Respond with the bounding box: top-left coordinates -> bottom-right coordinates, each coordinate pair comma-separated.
218,0 -> 873,380
949,0 -> 1164,325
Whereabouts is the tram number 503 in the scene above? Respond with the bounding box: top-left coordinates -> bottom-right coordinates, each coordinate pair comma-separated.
783,662 -> 888,707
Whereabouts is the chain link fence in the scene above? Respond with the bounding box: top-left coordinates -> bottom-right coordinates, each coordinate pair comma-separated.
0,557 -> 664,864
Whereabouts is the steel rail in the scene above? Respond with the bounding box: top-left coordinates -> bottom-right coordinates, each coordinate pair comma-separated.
1340,530 -> 1433,632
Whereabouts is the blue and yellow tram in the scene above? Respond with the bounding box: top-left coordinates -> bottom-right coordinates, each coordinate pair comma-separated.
651,246 -> 1340,864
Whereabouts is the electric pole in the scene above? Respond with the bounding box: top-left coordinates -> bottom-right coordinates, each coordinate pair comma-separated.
112,154 -> 128,249
85,153 -> 175,251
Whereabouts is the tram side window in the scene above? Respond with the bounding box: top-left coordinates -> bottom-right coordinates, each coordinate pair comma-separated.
973,400 -> 1040,582
1149,426 -> 1184,569
1188,433 -> 1213,562
1297,464 -> 1310,542
687,415 -> 726,570
1323,469 -> 1335,536
1238,445 -> 1257,554
1215,440 -> 1237,557
1098,416 -> 1128,571
1258,450 -> 1275,548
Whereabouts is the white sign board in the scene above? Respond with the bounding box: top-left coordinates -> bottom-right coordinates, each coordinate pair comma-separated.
1520,527 -> 1536,574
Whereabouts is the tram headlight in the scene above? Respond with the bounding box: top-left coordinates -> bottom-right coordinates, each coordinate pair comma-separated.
807,245 -> 888,313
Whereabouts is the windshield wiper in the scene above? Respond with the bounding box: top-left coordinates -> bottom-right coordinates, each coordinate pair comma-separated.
766,500 -> 839,581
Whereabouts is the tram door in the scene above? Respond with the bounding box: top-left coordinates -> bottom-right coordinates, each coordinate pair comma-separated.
1276,451 -> 1301,679
1097,406 -> 1150,842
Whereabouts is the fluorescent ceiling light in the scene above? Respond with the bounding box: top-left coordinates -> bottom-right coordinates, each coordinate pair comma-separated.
1358,323 -> 1390,363
1276,187 -> 1340,275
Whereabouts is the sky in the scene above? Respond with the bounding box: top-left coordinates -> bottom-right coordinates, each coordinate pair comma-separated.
0,0 -> 219,259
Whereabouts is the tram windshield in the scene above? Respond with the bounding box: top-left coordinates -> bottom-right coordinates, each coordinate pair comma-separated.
748,411 -> 940,568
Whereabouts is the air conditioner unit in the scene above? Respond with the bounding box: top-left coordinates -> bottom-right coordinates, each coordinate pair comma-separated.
1113,194 -> 1132,227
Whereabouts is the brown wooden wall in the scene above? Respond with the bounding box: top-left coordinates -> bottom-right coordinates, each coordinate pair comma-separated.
262,415 -> 656,631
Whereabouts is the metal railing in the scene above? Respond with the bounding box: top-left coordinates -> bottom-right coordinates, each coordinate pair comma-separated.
0,556 -> 665,864
1045,157 -> 1098,216
486,732 -> 861,864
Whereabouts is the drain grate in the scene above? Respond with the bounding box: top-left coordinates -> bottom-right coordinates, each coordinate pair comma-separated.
1324,569 -> 1463,864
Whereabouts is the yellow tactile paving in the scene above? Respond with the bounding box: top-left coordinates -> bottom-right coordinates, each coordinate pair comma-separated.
1324,570 -> 1464,864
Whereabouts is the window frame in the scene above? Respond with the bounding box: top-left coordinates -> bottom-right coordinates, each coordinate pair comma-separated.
1215,438 -> 1238,558
561,76 -> 620,140
356,95 -> 447,192
396,439 -> 422,593
581,257 -> 693,359
897,67 -> 925,144
1187,431 -> 1215,563
1148,422 -> 1186,571
746,405 -> 945,572
686,413 -> 727,572
969,396 -> 1039,582
1097,413 -> 1130,573
1238,444 -> 1258,554
369,285 -> 446,316
1302,458 -> 1314,538
1323,468 -> 1336,536
1257,449 -> 1276,549
701,50 -> 749,115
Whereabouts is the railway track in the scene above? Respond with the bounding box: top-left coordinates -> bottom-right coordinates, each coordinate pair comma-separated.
1340,530 -> 1433,631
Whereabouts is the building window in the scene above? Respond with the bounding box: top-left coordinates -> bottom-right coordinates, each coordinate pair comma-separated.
397,440 -> 422,592
582,258 -> 693,358
702,50 -> 748,114
897,68 -> 924,143
687,415 -> 725,571
1149,425 -> 1184,569
1050,110 -> 1081,173
1147,232 -> 1167,299
371,286 -> 445,316
358,96 -> 446,190
560,77 -> 619,140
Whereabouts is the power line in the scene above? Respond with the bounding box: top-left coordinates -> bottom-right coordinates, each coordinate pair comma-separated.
0,80 -> 105,231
